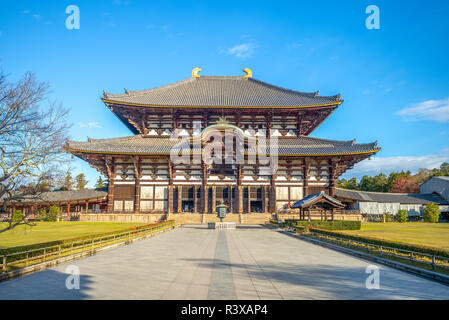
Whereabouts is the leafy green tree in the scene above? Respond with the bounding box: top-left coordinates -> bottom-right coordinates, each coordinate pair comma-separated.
346,177 -> 358,189
414,168 -> 432,184
440,162 -> 449,175
336,163 -> 448,193
35,206 -> 60,221
35,209 -> 47,221
396,209 -> 408,222
75,173 -> 88,190
423,203 -> 440,223
95,176 -> 105,189
47,206 -> 61,222
338,178 -> 348,188
359,176 -> 374,191
62,170 -> 74,191
368,173 -> 388,192
11,209 -> 24,224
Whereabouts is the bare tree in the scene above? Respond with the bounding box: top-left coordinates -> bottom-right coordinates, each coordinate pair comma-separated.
0,69 -> 71,232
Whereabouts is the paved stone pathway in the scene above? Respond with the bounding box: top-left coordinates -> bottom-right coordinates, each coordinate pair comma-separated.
1,225 -> 449,299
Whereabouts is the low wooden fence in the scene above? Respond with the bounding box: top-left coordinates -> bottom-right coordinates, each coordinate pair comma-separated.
0,220 -> 177,273
306,229 -> 449,272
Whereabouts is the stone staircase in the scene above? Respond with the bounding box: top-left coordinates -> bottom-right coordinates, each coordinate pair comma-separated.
169,213 -> 273,225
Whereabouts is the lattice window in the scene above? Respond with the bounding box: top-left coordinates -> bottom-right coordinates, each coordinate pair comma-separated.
124,201 -> 134,211
114,201 -> 123,212
276,187 -> 289,200
155,187 -> 167,200
140,200 -> 153,212
141,186 -> 153,199
115,185 -> 134,200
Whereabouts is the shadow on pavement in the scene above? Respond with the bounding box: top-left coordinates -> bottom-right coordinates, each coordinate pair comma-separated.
0,268 -> 94,300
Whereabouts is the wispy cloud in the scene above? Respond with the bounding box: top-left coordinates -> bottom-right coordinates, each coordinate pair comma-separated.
77,122 -> 102,129
288,42 -> 304,48
113,0 -> 131,5
20,10 -> 42,21
397,97 -> 449,122
220,43 -> 257,59
362,89 -> 370,95
342,147 -> 449,179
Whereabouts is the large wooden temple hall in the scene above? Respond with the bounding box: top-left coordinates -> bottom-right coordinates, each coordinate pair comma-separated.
65,68 -> 380,222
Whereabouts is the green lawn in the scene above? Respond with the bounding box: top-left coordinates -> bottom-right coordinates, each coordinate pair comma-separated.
0,222 -> 146,249
340,222 -> 449,251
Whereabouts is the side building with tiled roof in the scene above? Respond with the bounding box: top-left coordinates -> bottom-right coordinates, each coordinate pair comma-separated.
65,68 -> 380,217
0,189 -> 108,220
335,188 -> 449,220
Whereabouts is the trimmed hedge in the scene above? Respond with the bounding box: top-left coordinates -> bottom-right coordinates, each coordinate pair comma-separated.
0,220 -> 175,257
310,227 -> 449,259
286,220 -> 361,230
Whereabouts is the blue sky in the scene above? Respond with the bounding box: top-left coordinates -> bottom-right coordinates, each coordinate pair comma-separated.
1,0 -> 448,186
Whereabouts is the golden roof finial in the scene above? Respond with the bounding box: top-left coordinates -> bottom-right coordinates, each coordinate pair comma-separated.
217,116 -> 229,125
243,68 -> 252,78
192,67 -> 201,78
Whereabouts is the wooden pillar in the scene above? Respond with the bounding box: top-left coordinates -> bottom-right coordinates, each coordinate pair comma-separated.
212,186 -> 216,213
329,159 -> 337,196
67,202 -> 71,218
85,200 -> 88,213
168,186 -> 174,213
264,186 -> 269,213
134,180 -> 141,213
201,163 -> 209,213
192,186 -> 198,213
303,159 -> 309,197
133,156 -> 141,213
106,156 -> 115,213
269,175 -> 276,213
247,186 -> 251,213
228,187 -> 233,213
238,186 -> 243,214
177,186 -> 182,213
203,186 -> 209,213
107,178 -> 115,213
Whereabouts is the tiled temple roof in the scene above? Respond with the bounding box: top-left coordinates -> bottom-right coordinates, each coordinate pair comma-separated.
335,188 -> 449,205
65,134 -> 380,156
1,189 -> 108,204
292,191 -> 344,208
102,76 -> 341,108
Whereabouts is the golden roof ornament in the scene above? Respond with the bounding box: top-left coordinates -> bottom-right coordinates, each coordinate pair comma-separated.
217,116 -> 229,125
192,67 -> 201,78
243,68 -> 252,78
